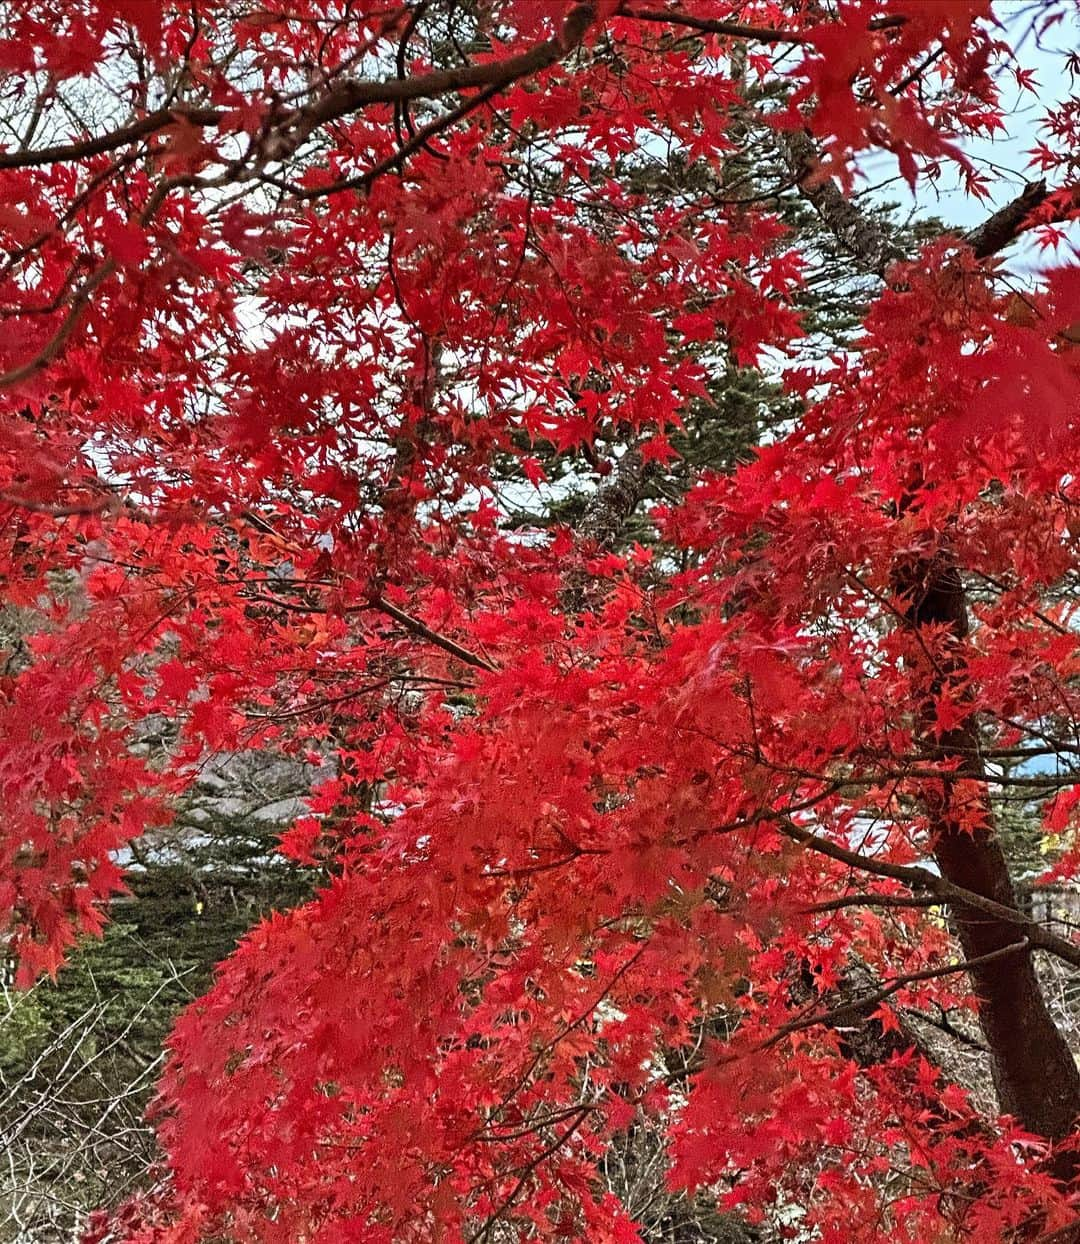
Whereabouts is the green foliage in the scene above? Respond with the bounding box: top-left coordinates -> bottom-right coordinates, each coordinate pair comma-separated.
0,759 -> 317,1240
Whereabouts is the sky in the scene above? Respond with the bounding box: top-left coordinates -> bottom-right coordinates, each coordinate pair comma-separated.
863,1 -> 1080,260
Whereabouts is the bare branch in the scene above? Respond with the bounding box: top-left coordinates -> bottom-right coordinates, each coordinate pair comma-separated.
368,594 -> 499,673
776,817 -> 1080,971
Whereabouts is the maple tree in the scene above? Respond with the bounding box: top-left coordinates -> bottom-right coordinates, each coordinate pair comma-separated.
2,0 -> 1080,1240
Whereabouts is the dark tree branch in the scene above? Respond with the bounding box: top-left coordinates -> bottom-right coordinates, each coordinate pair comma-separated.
0,106 -> 221,170
965,178 -> 1049,258
776,817 -> 1080,972
766,939 -> 1030,1046
0,4 -> 597,172
627,8 -> 906,46
368,594 -> 498,673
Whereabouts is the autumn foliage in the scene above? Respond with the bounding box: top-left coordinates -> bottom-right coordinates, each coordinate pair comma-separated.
2,0 -> 1080,1240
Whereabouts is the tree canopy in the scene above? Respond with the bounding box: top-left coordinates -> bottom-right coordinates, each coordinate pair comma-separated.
1,1 -> 1080,1240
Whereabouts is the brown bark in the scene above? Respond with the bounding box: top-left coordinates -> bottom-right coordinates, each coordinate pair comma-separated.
578,449 -> 647,549
898,549 -> 1080,1149
781,129 -> 906,277
966,179 -> 1049,259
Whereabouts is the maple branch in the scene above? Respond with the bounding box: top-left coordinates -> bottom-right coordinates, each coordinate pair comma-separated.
485,847 -> 607,879
0,106 -> 221,169
966,178 -> 1049,259
0,177 -> 176,391
242,681 -> 394,722
466,950 -> 658,1236
780,153 -> 1050,281
0,5 -> 597,172
475,1102 -> 596,1144
907,1001 -> 991,1053
627,9 -> 905,46
467,1107 -> 593,1244
0,491 -> 120,517
800,893 -> 939,914
484,944 -> 648,1129
1033,1220 -> 1080,1244
0,8 -> 598,399
237,512 -> 496,674
0,257 -> 117,390
301,3 -> 596,134
750,751 -> 1080,792
776,817 -> 1080,971
785,129 -> 1080,1151
763,938 -> 1031,1047
289,78 -> 506,200
967,567 -> 1071,636
367,594 -> 498,672
627,7 -> 813,43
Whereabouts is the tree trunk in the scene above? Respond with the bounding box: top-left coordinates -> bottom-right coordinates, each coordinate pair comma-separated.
898,546 -> 1080,1154
783,128 -> 1080,1157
